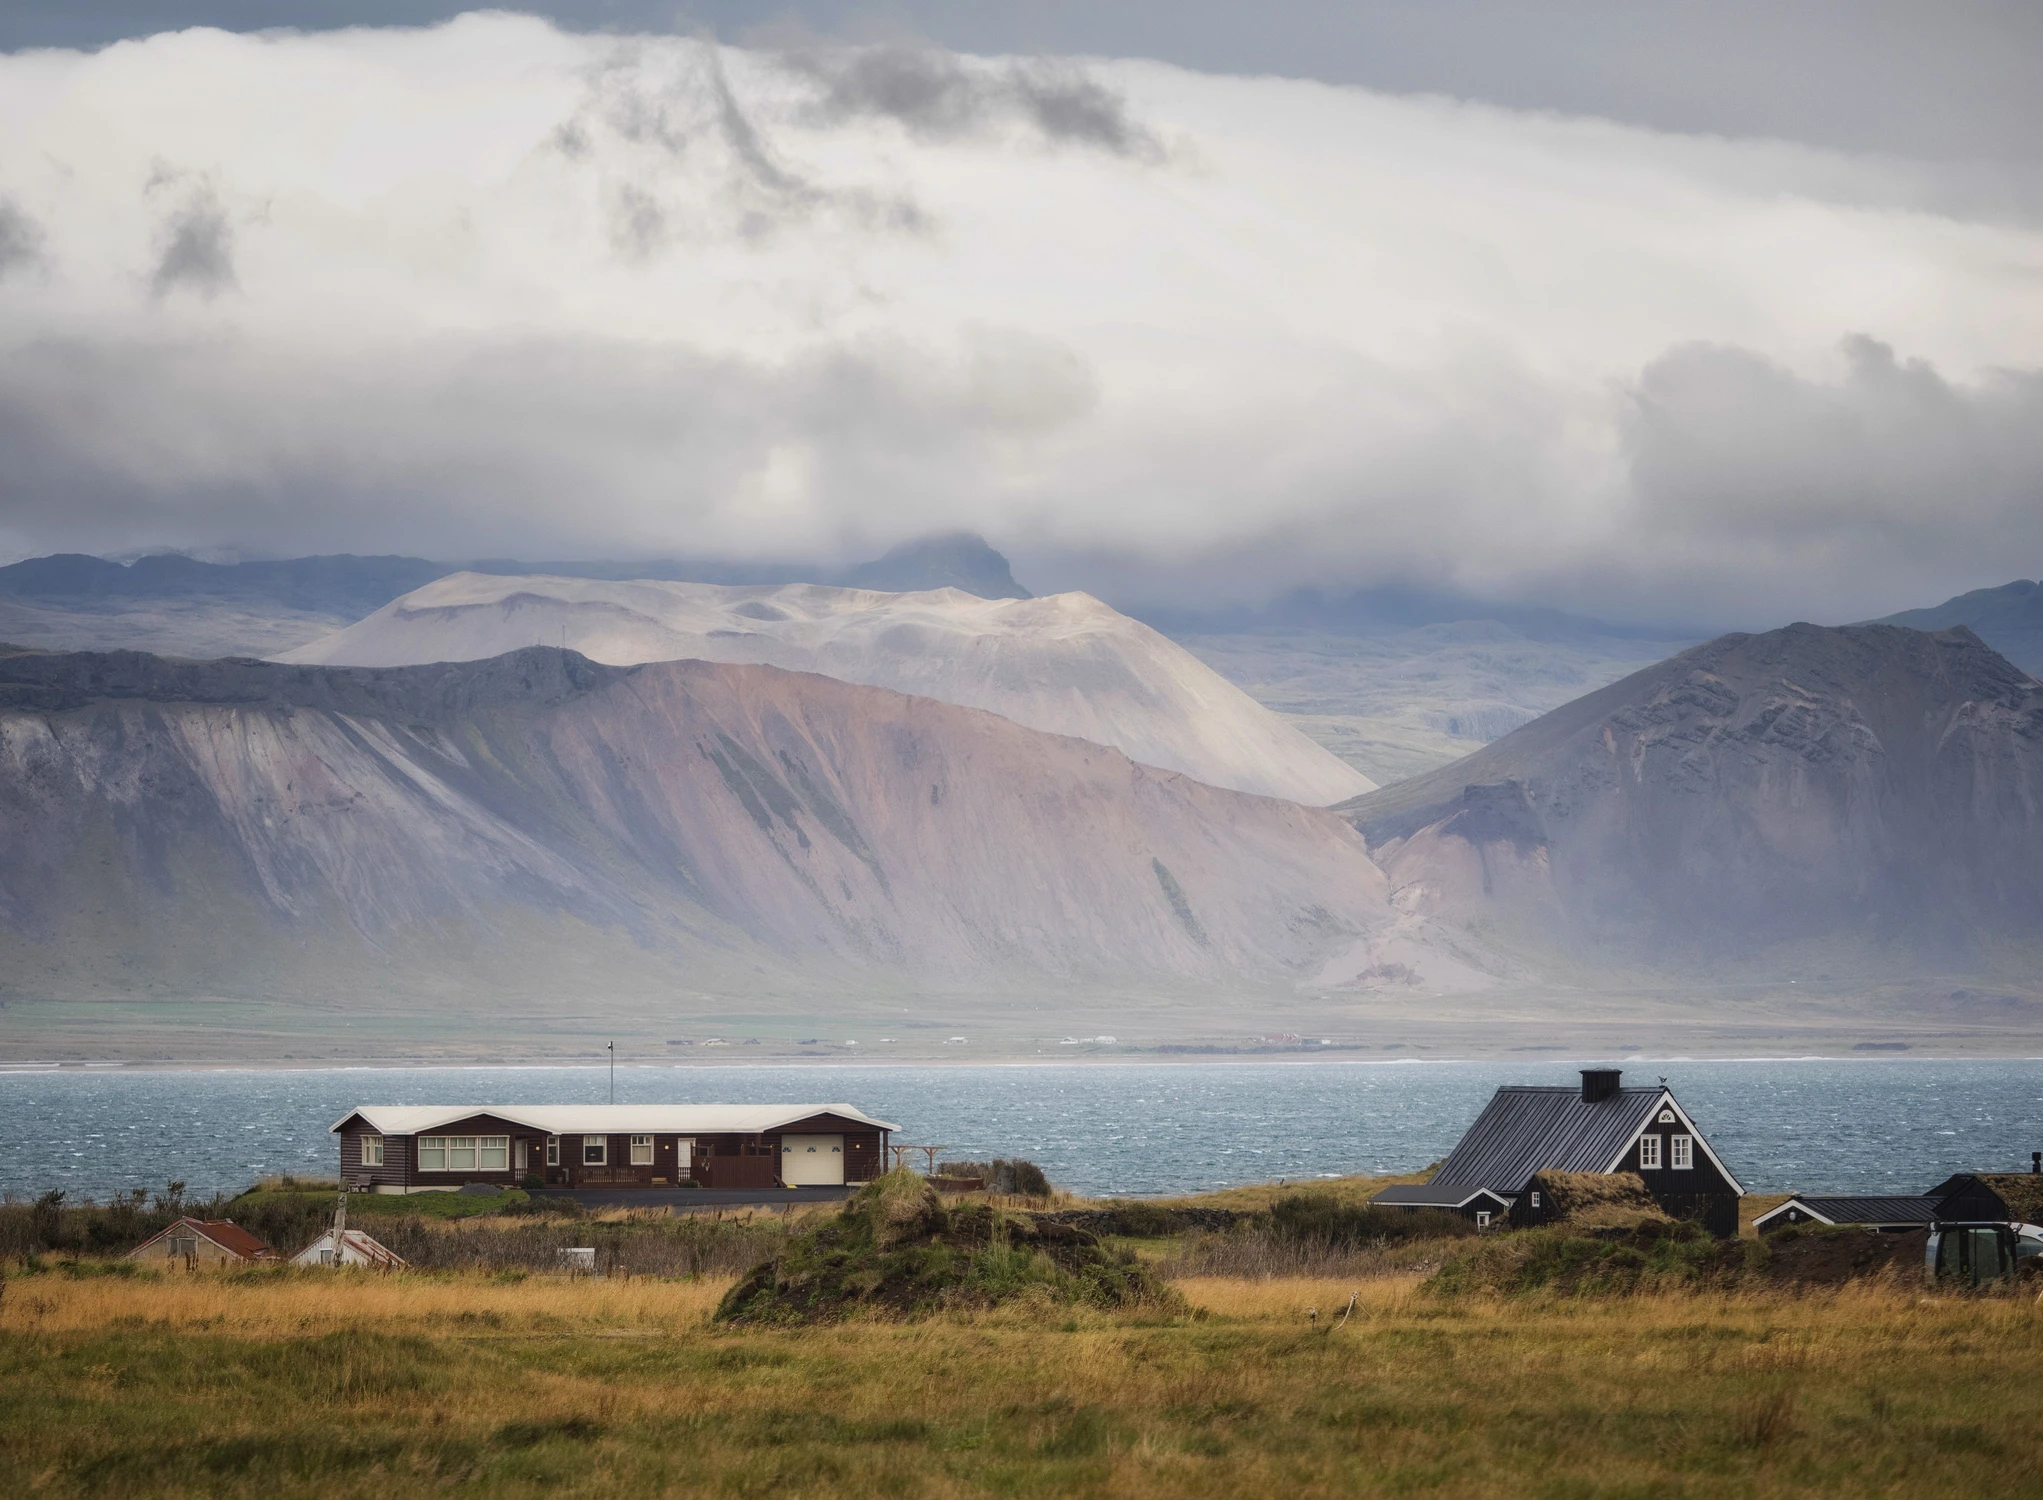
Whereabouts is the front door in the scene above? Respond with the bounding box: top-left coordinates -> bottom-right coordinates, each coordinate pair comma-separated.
780,1135 -> 845,1186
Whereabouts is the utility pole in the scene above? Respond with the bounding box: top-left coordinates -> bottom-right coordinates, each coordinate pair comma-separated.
608,1040 -> 615,1104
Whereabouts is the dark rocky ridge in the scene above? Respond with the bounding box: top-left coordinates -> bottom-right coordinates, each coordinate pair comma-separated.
1339,623 -> 2043,966
1870,578 -> 2043,678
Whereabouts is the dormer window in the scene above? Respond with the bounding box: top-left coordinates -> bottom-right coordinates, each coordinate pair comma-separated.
1638,1135 -> 1662,1170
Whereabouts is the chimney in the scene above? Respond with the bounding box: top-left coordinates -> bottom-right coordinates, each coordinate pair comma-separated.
1580,1069 -> 1622,1103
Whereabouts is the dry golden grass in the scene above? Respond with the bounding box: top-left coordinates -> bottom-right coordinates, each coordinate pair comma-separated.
2,1267 -> 729,1338
5,1261 -> 2041,1497
1146,1169 -> 1426,1212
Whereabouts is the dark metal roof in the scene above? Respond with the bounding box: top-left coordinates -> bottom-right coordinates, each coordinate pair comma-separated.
1371,1184 -> 1514,1210
1758,1195 -> 1938,1227
1430,1086 -> 1664,1190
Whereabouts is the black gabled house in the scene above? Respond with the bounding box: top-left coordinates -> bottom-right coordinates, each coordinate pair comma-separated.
1754,1163 -> 2043,1236
1372,1069 -> 1744,1238
1369,1183 -> 1516,1228
1751,1194 -> 1939,1233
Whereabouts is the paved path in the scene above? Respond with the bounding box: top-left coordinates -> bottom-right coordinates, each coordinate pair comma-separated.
530,1186 -> 853,1211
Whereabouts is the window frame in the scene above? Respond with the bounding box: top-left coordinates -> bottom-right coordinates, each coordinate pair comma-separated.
360,1134 -> 384,1167
1475,1210 -> 1492,1229
1638,1134 -> 1662,1171
630,1134 -> 654,1166
583,1136 -> 607,1166
1529,1190 -> 1541,1209
546,1136 -> 559,1167
416,1134 -> 508,1172
1671,1134 -> 1694,1170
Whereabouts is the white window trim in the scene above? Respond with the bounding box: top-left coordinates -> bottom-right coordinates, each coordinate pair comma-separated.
417,1134 -> 509,1172
1671,1134 -> 1694,1170
361,1134 -> 383,1167
1530,1191 -> 1542,1209
1605,1092 -> 1746,1193
546,1136 -> 559,1167
583,1135 -> 607,1166
1638,1135 -> 1662,1170
630,1134 -> 654,1166
1475,1210 -> 1492,1228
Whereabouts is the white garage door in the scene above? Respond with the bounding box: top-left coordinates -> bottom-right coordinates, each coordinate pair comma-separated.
780,1134 -> 845,1186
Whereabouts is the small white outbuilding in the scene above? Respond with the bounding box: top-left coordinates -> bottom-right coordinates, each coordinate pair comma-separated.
291,1228 -> 406,1269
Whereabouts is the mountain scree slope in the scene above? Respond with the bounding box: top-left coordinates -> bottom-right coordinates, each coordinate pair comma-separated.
1340,623 -> 2043,972
0,647 -> 1391,1002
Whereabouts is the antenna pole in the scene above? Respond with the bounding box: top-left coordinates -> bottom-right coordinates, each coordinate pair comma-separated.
608,1040 -> 615,1104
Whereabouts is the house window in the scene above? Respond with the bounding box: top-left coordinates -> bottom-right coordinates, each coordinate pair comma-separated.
1671,1135 -> 1694,1170
170,1235 -> 197,1258
1638,1135 -> 1662,1170
546,1136 -> 560,1167
361,1135 -> 384,1167
417,1136 -> 508,1171
631,1134 -> 654,1166
583,1136 -> 607,1166
1530,1191 -> 1542,1209
1475,1211 -> 1492,1228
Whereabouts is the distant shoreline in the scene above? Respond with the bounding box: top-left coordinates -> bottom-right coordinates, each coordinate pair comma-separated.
5,1053 -> 2040,1075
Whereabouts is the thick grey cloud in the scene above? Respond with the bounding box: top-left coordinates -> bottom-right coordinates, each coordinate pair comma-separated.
0,197 -> 44,279
147,176 -> 236,298
3,18 -> 2041,631
1609,336 -> 2043,622
4,3 -> 2040,169
782,44 -> 1160,157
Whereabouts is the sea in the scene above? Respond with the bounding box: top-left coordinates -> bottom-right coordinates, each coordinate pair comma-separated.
2,1057 -> 2039,1203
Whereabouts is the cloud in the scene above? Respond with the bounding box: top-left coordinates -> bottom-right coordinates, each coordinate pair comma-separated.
1609,336 -> 2043,622
782,43 -> 1163,158
0,197 -> 44,279
146,172 -> 236,299
0,13 -> 2041,628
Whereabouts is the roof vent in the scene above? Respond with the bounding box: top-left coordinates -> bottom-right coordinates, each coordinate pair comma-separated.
1580,1069 -> 1622,1103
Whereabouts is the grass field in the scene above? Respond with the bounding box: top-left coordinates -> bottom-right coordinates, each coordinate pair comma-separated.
4,1262 -> 2041,1498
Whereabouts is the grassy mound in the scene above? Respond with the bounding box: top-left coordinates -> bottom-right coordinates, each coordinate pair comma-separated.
715,1171 -> 1178,1325
1428,1219 -> 1758,1297
1525,1170 -> 1666,1231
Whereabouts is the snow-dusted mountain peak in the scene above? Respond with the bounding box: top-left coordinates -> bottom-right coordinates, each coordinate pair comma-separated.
282,573 -> 1376,805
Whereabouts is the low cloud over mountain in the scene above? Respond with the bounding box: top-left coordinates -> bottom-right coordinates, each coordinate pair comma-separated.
2,16 -> 2041,627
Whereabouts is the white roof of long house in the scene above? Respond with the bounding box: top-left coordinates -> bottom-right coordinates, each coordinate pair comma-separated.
330,1103 -> 901,1135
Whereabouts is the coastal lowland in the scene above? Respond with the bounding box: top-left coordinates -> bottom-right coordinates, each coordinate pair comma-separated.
4,1172 -> 2040,1498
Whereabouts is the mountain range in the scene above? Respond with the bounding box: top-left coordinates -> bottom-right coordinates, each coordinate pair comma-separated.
2,534 -> 2042,1055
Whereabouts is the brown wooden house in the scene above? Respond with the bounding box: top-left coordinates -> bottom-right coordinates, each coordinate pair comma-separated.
330,1104 -> 898,1193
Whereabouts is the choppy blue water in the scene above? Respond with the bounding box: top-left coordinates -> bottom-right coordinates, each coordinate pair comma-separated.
2,1058 -> 2039,1202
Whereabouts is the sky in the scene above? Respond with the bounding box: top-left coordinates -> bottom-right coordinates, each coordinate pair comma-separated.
1,5 -> 2040,627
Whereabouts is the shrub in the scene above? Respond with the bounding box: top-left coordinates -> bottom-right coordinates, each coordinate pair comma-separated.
937,1159 -> 1054,1197
1264,1193 -> 1476,1249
